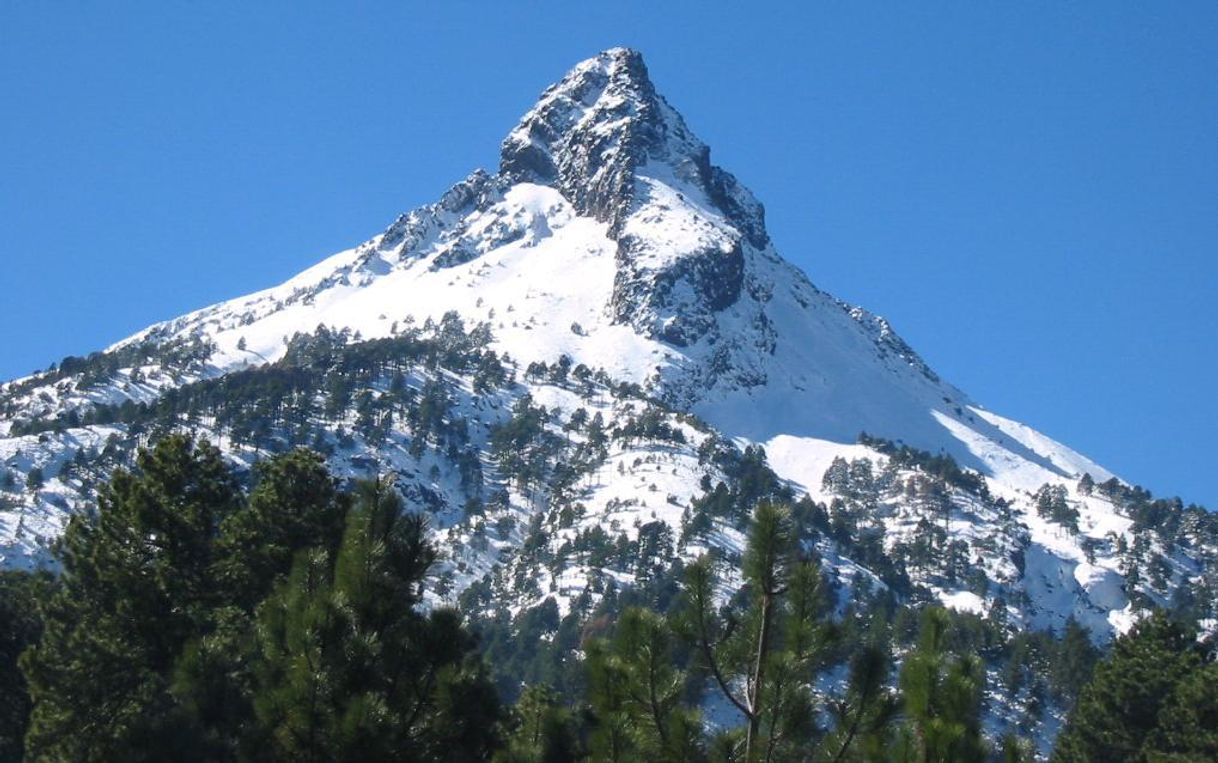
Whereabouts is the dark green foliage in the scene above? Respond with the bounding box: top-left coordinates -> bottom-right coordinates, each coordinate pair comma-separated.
614,407 -> 687,446
897,607 -> 987,762
1143,659 -> 1218,759
999,734 -> 1035,763
1048,618 -> 1099,706
0,571 -> 51,762
475,600 -> 585,701
214,448 -> 350,610
857,433 -> 988,498
1076,473 -> 1094,496
584,607 -> 703,762
22,469 -> 42,492
16,436 -> 500,762
821,642 -> 900,762
22,435 -> 242,761
1052,611 -> 1212,762
251,479 -> 502,761
1034,484 -> 1079,533
494,685 -> 582,763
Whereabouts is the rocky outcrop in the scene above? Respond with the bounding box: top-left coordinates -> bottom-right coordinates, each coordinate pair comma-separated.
610,236 -> 745,346
500,48 -> 765,346
377,169 -> 499,257
500,48 -> 659,235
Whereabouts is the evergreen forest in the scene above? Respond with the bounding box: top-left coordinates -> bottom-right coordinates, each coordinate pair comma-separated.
0,436 -> 1213,762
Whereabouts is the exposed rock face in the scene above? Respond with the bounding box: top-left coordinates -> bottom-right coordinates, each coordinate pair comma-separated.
500,48 -> 766,346
378,169 -> 500,259
610,236 -> 745,347
500,48 -> 660,234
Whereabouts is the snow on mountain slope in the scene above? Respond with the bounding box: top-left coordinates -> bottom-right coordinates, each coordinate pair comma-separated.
74,50 -> 1105,489
1,48 -> 1207,657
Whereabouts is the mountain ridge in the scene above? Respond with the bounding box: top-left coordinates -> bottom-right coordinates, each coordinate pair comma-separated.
2,50 -> 1211,684
72,48 -> 1106,486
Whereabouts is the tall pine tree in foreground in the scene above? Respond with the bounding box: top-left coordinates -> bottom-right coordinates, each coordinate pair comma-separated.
1142,658 -> 1218,758
214,448 -> 350,611
18,437 -> 501,762
680,502 -> 839,762
493,684 -> 582,763
21,435 -> 240,762
583,607 -> 703,762
496,500 -> 913,762
894,607 -> 986,762
250,477 -> 501,762
821,642 -> 900,763
169,446 -> 356,760
0,571 -> 50,762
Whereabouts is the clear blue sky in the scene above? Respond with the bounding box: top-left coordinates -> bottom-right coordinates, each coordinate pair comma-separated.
2,3 -> 1215,506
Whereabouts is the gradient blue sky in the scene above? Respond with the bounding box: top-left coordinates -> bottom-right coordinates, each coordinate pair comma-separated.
2,3 -> 1215,506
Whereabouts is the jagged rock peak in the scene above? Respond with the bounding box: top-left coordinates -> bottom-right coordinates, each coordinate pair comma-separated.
499,48 -> 767,249
500,48 -> 665,234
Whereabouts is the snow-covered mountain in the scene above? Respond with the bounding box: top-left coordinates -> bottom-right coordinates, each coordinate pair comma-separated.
2,47 -> 1213,697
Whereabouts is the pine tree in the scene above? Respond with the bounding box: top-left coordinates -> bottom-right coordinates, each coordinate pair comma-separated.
1143,659 -> 1218,759
1052,611 -> 1208,762
821,642 -> 900,762
897,607 -> 987,763
24,467 -> 44,492
18,437 -> 502,761
999,733 -> 1035,763
168,447 -> 356,759
249,477 -> 502,761
585,607 -> 703,762
0,570 -> 51,761
250,548 -> 342,762
214,448 -> 349,611
1048,617 -> 1098,706
494,685 -> 582,763
679,502 -> 835,762
169,605 -> 259,762
21,435 -> 240,761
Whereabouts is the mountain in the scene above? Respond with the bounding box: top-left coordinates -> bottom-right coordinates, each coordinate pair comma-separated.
1,48 -> 1214,745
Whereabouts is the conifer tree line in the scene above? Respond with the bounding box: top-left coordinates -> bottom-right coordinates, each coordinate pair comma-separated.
0,436 -> 1213,761
5,436 -> 499,762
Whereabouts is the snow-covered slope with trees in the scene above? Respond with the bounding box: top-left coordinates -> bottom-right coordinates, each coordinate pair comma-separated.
2,52 -> 1214,741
